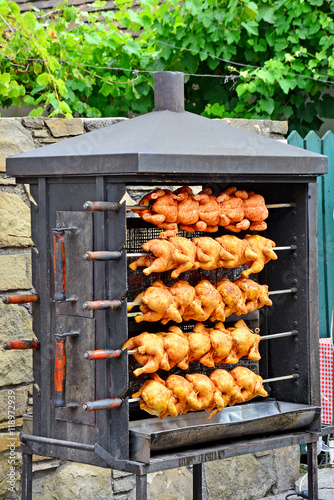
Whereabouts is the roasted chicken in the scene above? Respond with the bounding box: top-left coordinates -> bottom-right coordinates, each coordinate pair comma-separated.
230,366 -> 268,402
132,186 -> 268,237
129,278 -> 272,324
129,234 -> 277,278
132,368 -> 268,419
122,320 -> 261,374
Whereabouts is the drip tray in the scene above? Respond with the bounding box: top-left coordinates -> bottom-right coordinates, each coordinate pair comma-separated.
129,401 -> 320,463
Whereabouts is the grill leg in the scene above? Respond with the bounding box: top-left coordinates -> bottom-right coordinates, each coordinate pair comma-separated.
21,449 -> 33,500
136,473 -> 147,500
193,463 -> 203,500
307,441 -> 318,500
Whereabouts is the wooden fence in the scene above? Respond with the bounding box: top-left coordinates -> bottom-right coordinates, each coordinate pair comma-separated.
288,130 -> 334,338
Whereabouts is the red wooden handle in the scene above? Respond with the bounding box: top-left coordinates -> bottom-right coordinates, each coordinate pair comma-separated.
2,294 -> 39,304
84,349 -> 122,360
3,340 -> 39,350
54,336 -> 66,407
82,300 -> 122,311
53,230 -> 66,302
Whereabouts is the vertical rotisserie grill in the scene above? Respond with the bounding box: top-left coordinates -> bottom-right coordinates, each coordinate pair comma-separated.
5,72 -> 328,499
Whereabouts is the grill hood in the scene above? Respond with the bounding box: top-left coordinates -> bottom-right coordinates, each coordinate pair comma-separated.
6,72 -> 328,178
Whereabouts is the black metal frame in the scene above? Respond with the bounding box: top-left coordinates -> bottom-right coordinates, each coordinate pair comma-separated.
6,72 -> 328,500
11,173 -> 323,499
21,429 -> 323,500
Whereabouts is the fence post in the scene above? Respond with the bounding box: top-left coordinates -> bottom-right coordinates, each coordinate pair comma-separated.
288,130 -> 334,338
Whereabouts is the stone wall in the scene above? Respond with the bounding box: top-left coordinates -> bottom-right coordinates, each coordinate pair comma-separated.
0,116 -> 298,500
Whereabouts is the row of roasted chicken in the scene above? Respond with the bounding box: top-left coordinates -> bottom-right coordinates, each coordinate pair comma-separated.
132,185 -> 268,237
129,278 -> 272,324
123,320 -> 260,377
132,368 -> 268,419
130,234 -> 277,279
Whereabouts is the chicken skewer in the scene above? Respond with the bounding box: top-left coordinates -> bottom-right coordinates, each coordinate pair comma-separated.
127,286 -> 295,309
126,277 -> 272,324
121,320 -> 261,376
129,234 -> 278,279
127,374 -> 298,404
130,367 -> 269,419
84,327 -> 297,362
84,329 -> 297,361
127,245 -> 295,258
129,186 -> 270,237
82,372 -> 297,412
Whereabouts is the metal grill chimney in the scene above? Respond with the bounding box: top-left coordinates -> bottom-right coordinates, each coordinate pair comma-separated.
153,71 -> 184,112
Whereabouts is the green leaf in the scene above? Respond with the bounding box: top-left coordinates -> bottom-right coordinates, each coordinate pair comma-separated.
123,39 -> 141,56
258,6 -> 276,24
259,98 -> 275,115
226,30 -> 240,45
22,12 -> 36,31
29,107 -> 44,117
8,1 -> 20,17
24,95 -> 35,105
31,84 -> 47,96
84,32 -> 102,45
241,21 -> 258,36
236,83 -> 249,97
0,73 -> 10,84
36,73 -> 51,86
278,79 -> 290,94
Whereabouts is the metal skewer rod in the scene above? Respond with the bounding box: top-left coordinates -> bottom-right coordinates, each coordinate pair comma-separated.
268,287 -> 297,296
127,301 -> 142,308
261,330 -> 298,340
126,203 -> 296,210
126,246 -> 296,260
128,312 -> 143,317
265,203 -> 295,209
273,245 -> 297,251
263,374 -> 299,383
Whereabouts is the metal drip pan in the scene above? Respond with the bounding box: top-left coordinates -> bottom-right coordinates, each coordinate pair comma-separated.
129,401 -> 320,463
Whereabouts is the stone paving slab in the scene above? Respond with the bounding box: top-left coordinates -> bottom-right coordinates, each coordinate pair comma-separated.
258,467 -> 334,499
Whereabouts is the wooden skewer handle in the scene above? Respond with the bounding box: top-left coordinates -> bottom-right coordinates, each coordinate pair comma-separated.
83,398 -> 123,411
84,349 -> 122,360
54,335 -> 66,408
83,201 -> 121,212
2,294 -> 39,304
83,300 -> 122,311
84,251 -> 122,261
3,340 -> 39,350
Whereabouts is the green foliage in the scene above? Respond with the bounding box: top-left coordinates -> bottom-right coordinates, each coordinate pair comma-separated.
0,0 -> 333,133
